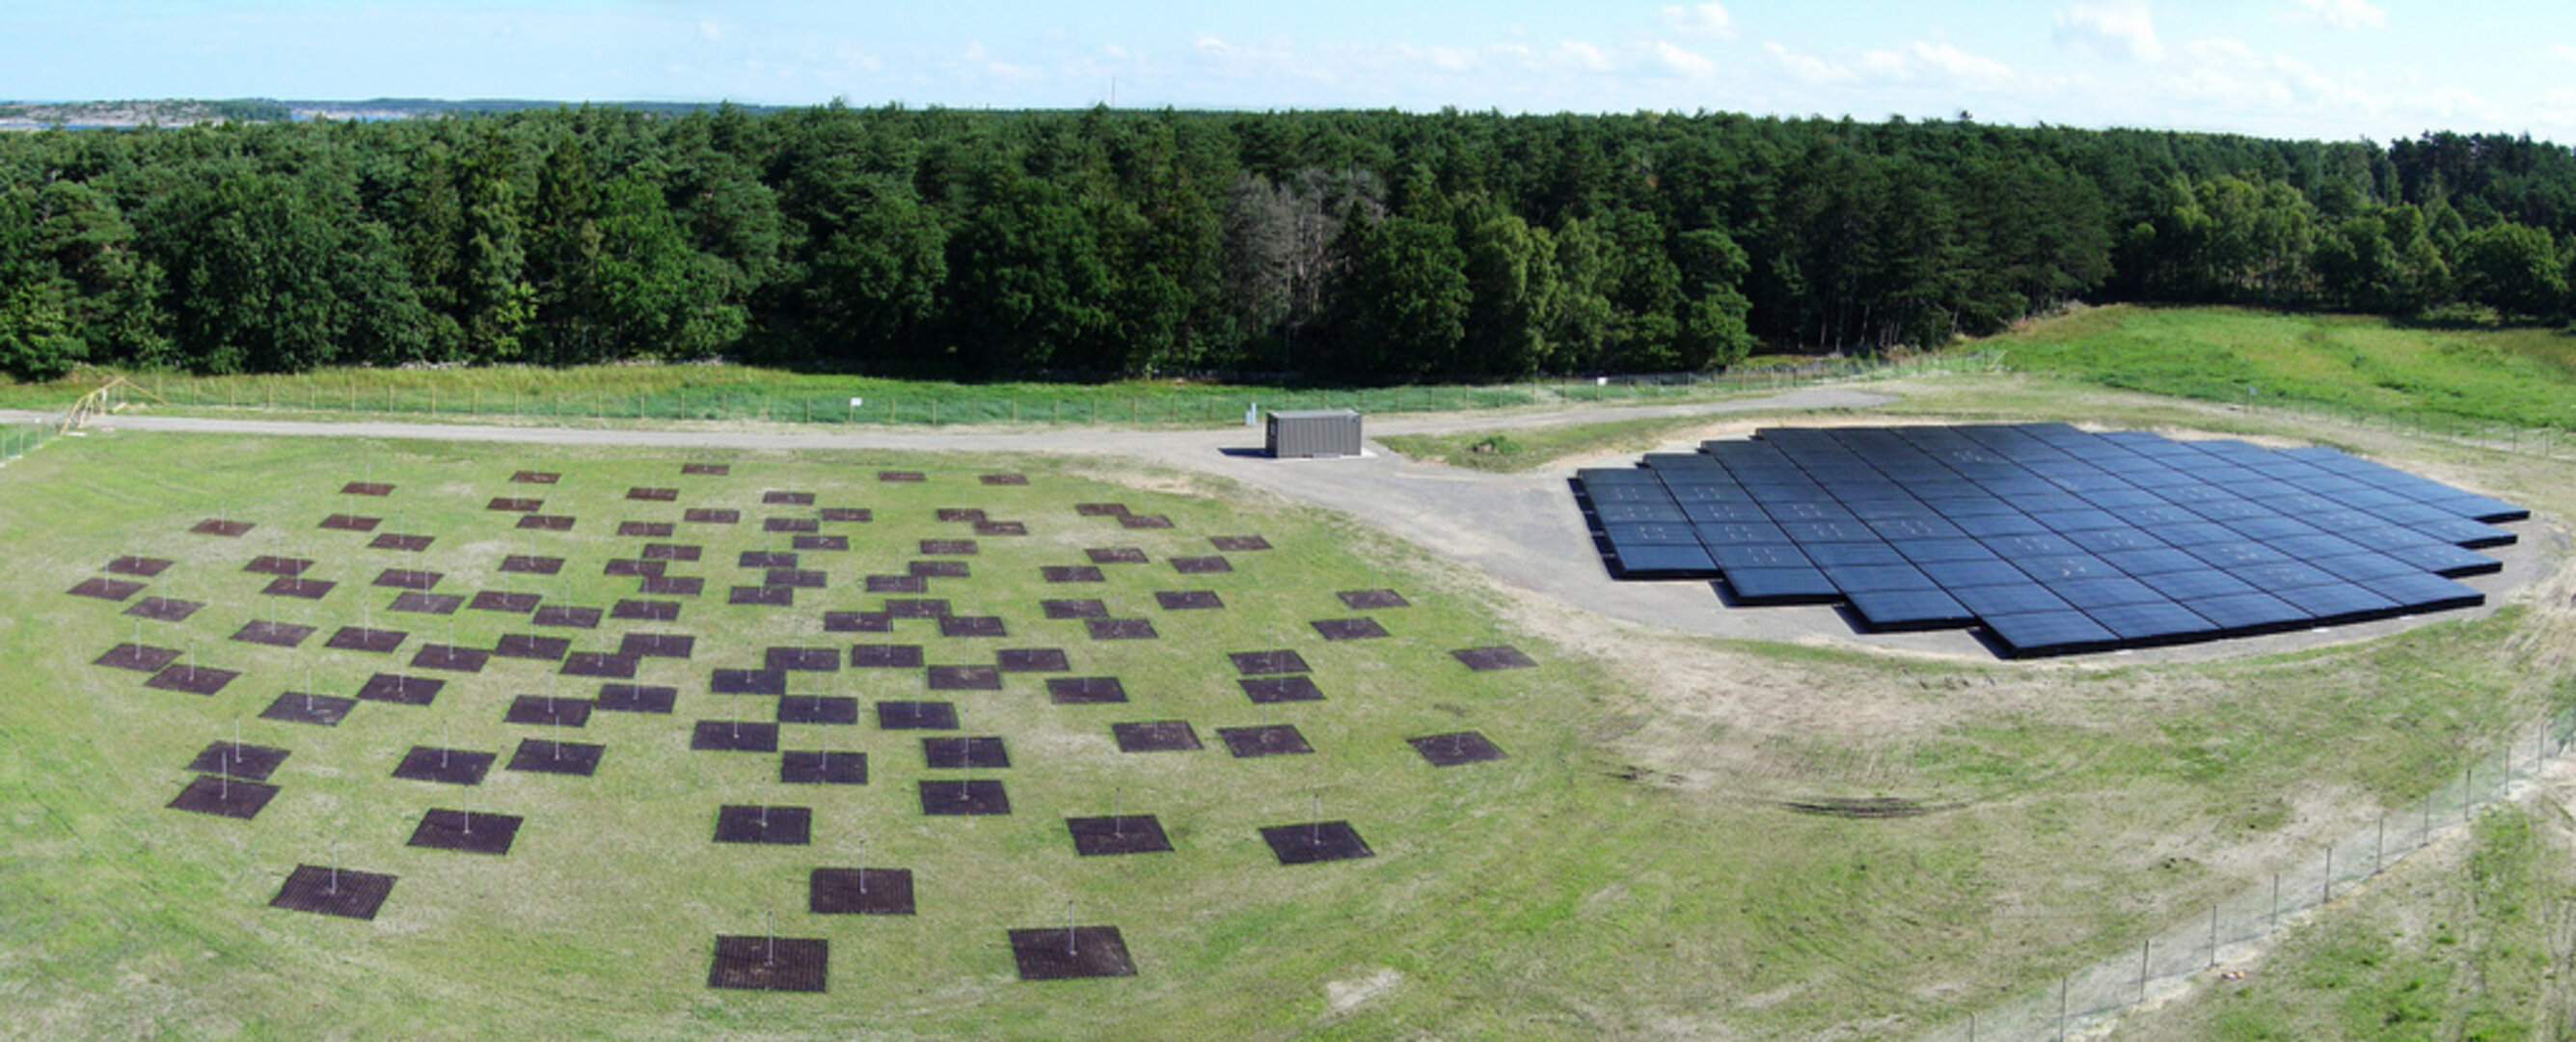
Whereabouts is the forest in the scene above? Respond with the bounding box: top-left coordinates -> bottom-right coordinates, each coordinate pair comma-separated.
2,103 -> 2574,383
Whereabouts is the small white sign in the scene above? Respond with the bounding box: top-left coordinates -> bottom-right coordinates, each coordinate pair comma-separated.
849,398 -> 864,408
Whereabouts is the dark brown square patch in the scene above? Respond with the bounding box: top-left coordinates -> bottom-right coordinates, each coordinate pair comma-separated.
1337,589 -> 1410,610
980,474 -> 1028,486
506,696 -> 592,727
851,644 -> 924,669
710,668 -> 787,695
342,481 -> 393,497
1407,730 -> 1507,766
627,486 -> 678,502
763,490 -> 816,506
923,736 -> 1009,769
410,644 -> 491,672
638,576 -> 704,596
1170,556 -> 1232,575
261,577 -> 335,599
269,864 -> 394,919
878,471 -> 925,482
408,809 -> 522,855
1218,725 -> 1312,757
516,514 -> 575,533
1451,645 -> 1537,671
824,611 -> 891,633
919,539 -> 978,556
1075,503 -> 1130,517
938,616 -> 1006,639
470,590 -> 543,613
356,672 -> 443,706
936,507 -> 988,523
388,592 -> 463,615
765,517 -> 821,534
919,779 -> 1009,815
1043,599 -> 1108,619
908,561 -> 969,578
793,535 -> 850,552
107,556 -> 176,577
764,567 -> 827,589
1260,821 -> 1372,864
1112,721 -> 1200,753
1045,677 -> 1127,705
318,514 -> 378,533
866,574 -> 927,593
766,646 -> 841,672
876,700 -> 958,730
1043,565 -> 1104,584
95,643 -> 181,672
691,720 -> 779,752
1239,676 -> 1323,703
996,648 -> 1070,672
329,626 -> 404,649
124,596 -> 203,622
714,805 -> 811,844
559,652 -> 637,678
620,632 -> 695,659
781,751 -> 868,784
1086,547 -> 1149,564
229,621 -> 312,646
1229,649 -> 1309,675
147,665 -> 239,696
681,463 -> 728,477
927,665 -> 1001,690
69,577 -> 147,601
510,471 -> 559,484
1209,535 -> 1272,551
972,521 -> 1027,536
819,507 -> 872,523
809,867 -> 910,914
185,741 -> 289,781
487,497 -> 542,512
1155,590 -> 1224,611
1311,617 -> 1389,641
1008,926 -> 1134,979
777,696 -> 859,725
262,692 -> 355,726
245,556 -> 312,577
707,936 -> 827,993
501,555 -> 563,575
531,606 -> 604,629
728,586 -> 793,606
594,683 -> 677,714
494,634 -> 572,660
1085,618 -> 1158,641
392,746 -> 491,784
369,534 -> 433,552
618,521 -> 676,537
1066,816 -> 1172,856
683,508 -> 740,525
167,774 -> 277,817
194,519 -> 256,537
642,543 -> 703,562
1118,514 -> 1173,530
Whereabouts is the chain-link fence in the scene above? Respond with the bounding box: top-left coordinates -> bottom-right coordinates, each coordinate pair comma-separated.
0,420 -> 57,468
122,351 -> 1997,428
1924,705 -> 2576,1041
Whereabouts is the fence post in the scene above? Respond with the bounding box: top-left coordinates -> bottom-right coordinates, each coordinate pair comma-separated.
2270,872 -> 2280,930
2208,904 -> 2219,968
2138,939 -> 2151,1001
2322,846 -> 2332,903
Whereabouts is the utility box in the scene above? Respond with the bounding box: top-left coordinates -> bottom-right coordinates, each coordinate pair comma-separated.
1265,408 -> 1363,459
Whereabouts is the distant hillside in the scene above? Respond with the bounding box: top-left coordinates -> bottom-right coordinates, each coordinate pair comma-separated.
0,97 -> 782,128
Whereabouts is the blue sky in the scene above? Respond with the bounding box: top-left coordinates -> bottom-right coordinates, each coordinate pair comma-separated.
6,1 -> 2573,141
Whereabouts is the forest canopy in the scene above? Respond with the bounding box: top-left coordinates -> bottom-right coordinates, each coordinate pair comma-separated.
3,103 -> 2574,383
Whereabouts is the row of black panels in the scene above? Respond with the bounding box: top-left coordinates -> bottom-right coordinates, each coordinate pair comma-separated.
1574,425 -> 2523,658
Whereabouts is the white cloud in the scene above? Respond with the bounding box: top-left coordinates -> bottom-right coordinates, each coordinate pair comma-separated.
1660,3 -> 1737,38
2055,1 -> 2163,62
1559,40 -> 1614,71
1194,36 -> 1229,53
1764,41 -> 1854,84
1655,41 -> 1717,78
697,19 -> 725,42
2277,0 -> 2386,30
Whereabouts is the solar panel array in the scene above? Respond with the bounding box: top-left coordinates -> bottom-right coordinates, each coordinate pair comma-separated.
1574,424 -> 2527,658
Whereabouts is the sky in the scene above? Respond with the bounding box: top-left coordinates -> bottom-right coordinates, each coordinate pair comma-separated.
5,0 -> 2575,142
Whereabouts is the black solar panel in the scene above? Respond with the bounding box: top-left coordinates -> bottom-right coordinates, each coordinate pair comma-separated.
1570,425 -> 2520,657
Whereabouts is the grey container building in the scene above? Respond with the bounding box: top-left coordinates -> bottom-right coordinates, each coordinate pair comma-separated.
1265,408 -> 1363,458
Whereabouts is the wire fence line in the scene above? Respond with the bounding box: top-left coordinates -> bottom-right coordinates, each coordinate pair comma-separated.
1924,704 -> 2576,1042
0,420 -> 59,468
122,351 -> 1995,428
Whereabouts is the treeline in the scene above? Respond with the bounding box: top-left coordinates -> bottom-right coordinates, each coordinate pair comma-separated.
3,104 -> 2575,383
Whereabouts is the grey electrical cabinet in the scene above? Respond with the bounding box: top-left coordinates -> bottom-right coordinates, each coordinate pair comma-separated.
1265,408 -> 1362,458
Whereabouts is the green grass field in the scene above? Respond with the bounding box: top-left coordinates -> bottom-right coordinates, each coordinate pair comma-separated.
0,375 -> 2567,1039
1993,305 -> 2576,434
1376,416 -> 1740,473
